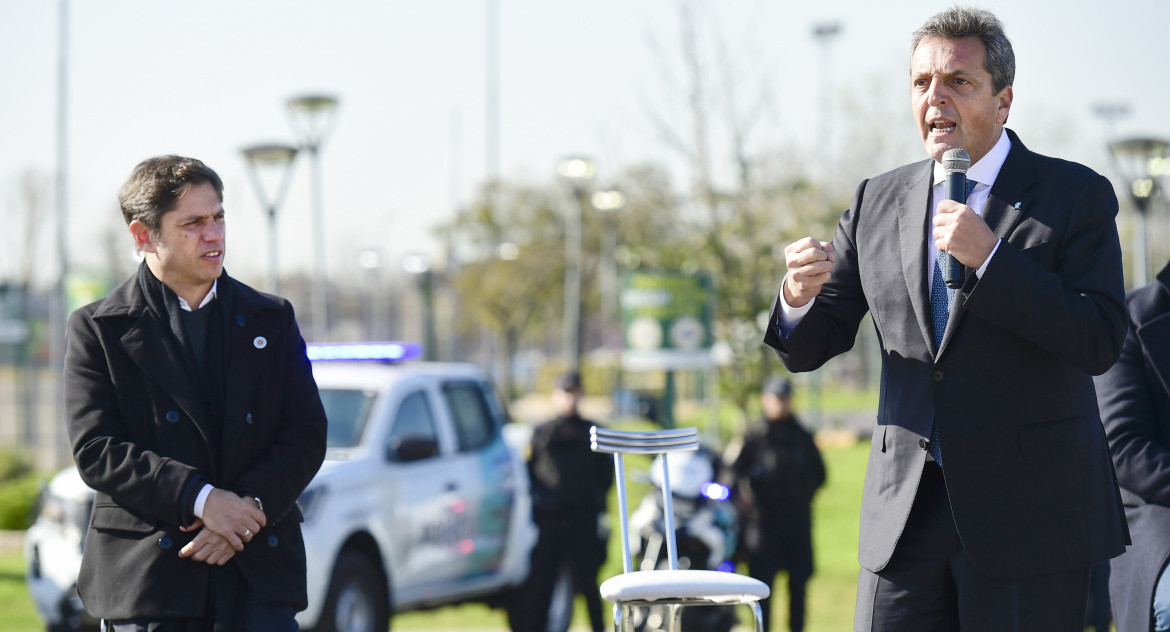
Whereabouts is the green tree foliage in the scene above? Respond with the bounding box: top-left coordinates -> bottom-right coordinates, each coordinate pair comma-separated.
436,182 -> 567,400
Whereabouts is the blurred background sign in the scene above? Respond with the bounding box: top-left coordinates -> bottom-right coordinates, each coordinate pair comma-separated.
620,270 -> 714,371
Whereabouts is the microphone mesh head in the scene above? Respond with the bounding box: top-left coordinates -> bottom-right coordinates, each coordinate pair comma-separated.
942,148 -> 971,174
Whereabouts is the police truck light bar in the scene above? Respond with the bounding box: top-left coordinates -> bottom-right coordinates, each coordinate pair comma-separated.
307,342 -> 423,362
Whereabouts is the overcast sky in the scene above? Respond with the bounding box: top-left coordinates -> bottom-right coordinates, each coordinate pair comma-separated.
2,0 -> 1167,290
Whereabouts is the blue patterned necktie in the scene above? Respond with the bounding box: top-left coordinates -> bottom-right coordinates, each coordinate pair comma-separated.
928,178 -> 977,465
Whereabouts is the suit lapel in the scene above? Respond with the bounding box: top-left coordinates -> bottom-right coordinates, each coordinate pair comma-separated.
1139,312 -> 1170,399
896,161 -> 937,353
937,132 -> 1036,357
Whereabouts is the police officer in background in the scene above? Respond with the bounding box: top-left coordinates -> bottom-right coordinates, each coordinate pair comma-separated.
518,371 -> 614,632
726,376 -> 826,632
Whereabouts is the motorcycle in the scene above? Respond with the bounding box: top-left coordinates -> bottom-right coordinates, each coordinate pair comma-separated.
626,446 -> 740,632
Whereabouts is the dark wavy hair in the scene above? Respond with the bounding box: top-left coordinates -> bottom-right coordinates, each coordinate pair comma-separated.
118,155 -> 224,231
911,6 -> 1015,94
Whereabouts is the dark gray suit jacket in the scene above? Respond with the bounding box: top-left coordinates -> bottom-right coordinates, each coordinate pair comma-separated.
1098,261 -> 1170,632
64,267 -> 327,619
764,130 -> 1129,580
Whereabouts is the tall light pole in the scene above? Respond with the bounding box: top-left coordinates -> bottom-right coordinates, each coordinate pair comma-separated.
591,189 -> 626,350
557,157 -> 596,374
812,21 -> 842,197
241,143 -> 299,295
287,94 -> 340,340
403,253 -> 437,361
1110,137 -> 1168,288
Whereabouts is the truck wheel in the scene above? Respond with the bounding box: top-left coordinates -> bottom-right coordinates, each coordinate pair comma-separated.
544,563 -> 574,632
317,550 -> 390,632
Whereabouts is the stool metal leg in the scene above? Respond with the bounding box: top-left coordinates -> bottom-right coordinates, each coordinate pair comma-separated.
667,603 -> 682,632
751,600 -> 765,632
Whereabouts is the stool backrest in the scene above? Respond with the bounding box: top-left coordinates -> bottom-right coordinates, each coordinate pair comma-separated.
590,426 -> 700,574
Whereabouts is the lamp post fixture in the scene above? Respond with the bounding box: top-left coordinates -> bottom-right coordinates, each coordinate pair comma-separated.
591,189 -> 626,350
287,93 -> 340,340
557,156 -> 596,374
403,253 -> 437,361
241,143 -> 299,295
1110,137 -> 1168,287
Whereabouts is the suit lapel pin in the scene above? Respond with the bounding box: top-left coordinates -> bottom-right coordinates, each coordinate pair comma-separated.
1013,202 -> 1022,210
253,336 -> 267,349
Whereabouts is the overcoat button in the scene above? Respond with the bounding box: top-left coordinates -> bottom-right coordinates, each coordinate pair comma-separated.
165,410 -> 180,423
245,413 -> 254,425
158,536 -> 173,550
235,314 -> 245,327
932,370 -> 944,382
267,535 -> 279,548
919,438 -> 929,450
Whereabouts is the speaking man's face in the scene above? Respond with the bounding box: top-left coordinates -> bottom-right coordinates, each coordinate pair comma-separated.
911,35 -> 1012,165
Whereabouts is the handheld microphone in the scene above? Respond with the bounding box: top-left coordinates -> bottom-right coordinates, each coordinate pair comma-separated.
941,148 -> 971,289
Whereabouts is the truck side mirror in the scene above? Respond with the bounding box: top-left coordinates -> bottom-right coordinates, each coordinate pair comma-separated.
387,436 -> 440,463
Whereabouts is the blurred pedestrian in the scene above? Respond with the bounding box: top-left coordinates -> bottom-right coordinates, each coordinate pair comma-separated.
515,371 -> 613,632
725,376 -> 825,632
1097,260 -> 1170,632
63,156 -> 328,630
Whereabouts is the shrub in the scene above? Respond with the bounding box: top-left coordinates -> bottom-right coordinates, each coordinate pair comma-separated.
0,474 -> 43,530
0,446 -> 34,484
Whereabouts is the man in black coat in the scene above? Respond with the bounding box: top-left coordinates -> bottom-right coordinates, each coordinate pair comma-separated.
727,377 -> 826,632
64,156 -> 327,631
518,371 -> 613,632
1097,260 -> 1170,632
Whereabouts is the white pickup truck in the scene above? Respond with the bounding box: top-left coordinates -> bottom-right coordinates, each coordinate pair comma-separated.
26,342 -> 573,632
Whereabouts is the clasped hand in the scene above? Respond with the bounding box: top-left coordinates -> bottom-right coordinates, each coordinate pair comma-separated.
178,489 -> 266,565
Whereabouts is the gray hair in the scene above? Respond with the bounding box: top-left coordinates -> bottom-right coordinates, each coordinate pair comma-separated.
911,6 -> 1015,94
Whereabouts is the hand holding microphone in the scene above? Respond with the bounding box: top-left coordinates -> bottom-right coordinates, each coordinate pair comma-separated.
934,148 -> 998,283
941,149 -> 971,288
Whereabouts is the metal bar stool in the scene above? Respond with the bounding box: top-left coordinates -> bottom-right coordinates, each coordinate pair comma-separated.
591,426 -> 769,632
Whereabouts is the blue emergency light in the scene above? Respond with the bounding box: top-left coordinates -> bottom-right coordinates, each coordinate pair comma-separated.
306,342 -> 423,363
699,481 -> 730,502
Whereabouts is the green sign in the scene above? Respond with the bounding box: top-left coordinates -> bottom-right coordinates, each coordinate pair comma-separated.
620,271 -> 714,370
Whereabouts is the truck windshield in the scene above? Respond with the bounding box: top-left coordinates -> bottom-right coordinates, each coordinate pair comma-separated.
319,388 -> 377,448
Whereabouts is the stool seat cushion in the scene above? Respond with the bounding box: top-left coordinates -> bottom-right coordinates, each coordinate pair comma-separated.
599,570 -> 770,605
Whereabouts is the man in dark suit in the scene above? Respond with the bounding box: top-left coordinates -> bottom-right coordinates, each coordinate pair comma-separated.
763,7 -> 1129,630
64,155 -> 328,631
1097,260 -> 1170,632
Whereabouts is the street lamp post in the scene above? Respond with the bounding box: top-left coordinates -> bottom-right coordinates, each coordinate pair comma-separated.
403,253 -> 437,361
287,93 -> 340,340
557,157 -> 596,374
241,143 -> 299,295
591,189 -> 626,350
1110,137 -> 1168,287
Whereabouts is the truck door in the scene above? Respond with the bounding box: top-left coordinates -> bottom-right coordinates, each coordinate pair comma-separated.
381,389 -> 466,590
440,380 -> 517,575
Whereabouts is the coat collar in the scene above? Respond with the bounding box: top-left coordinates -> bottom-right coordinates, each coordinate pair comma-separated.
1136,261 -> 1170,398
94,269 -> 285,481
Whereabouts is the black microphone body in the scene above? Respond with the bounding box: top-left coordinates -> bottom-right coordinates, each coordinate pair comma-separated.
941,148 -> 971,289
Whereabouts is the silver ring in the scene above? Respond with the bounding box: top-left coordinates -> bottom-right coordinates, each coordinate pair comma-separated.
242,529 -> 252,538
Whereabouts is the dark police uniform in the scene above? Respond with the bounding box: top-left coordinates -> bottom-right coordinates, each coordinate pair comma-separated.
519,408 -> 613,632
729,410 -> 826,632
